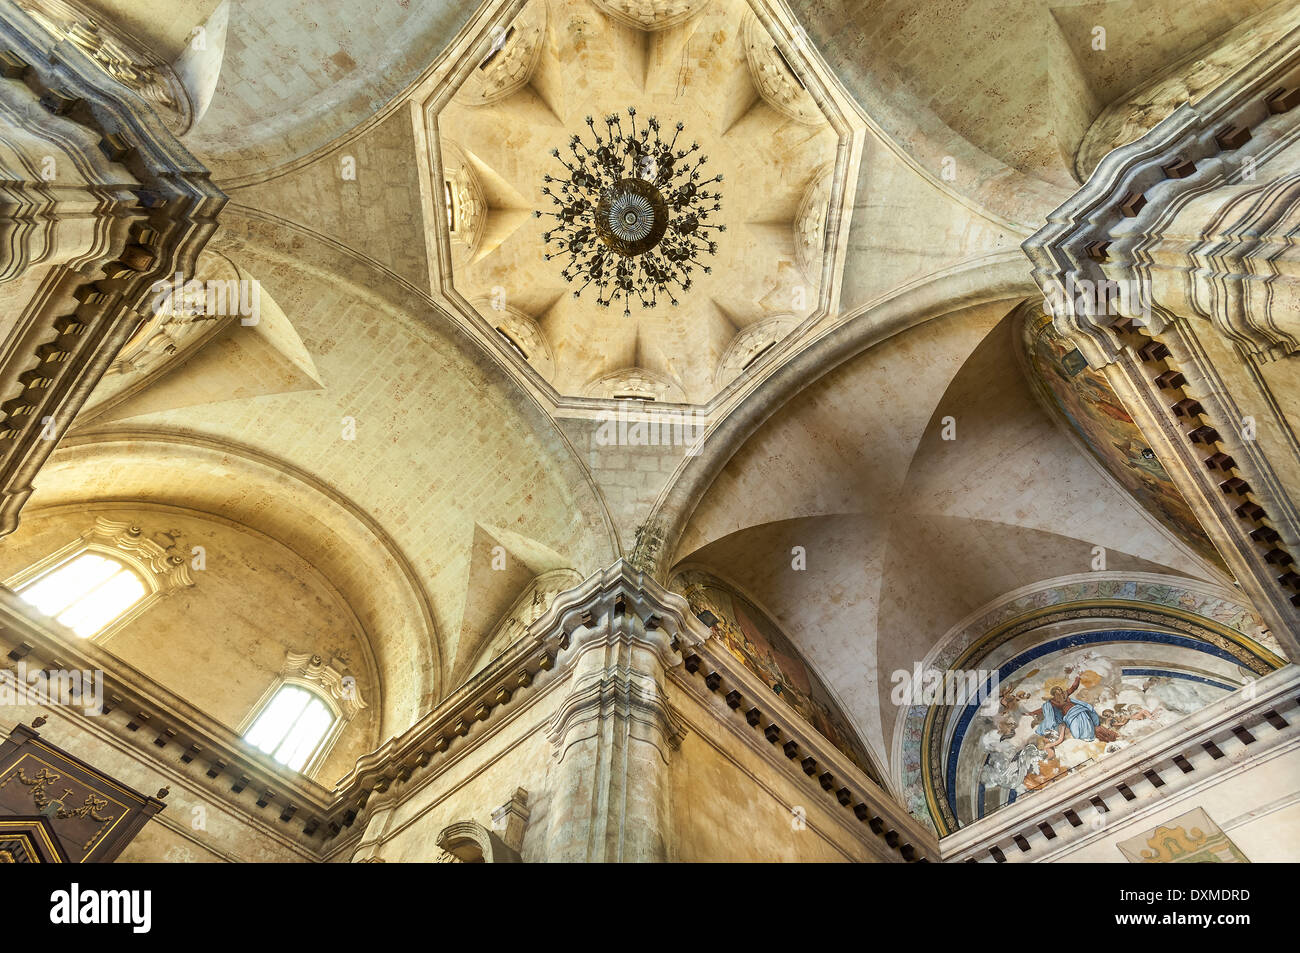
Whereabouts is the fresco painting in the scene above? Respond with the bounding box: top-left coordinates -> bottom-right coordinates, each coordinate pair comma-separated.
673,570 -> 878,782
1117,807 -> 1249,863
1022,312 -> 1226,571
955,639 -> 1241,825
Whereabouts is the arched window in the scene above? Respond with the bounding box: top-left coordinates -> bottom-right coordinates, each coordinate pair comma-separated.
15,551 -> 148,638
243,683 -> 337,772
5,519 -> 194,644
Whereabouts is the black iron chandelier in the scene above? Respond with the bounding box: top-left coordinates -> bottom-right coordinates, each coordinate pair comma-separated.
536,107 -> 724,316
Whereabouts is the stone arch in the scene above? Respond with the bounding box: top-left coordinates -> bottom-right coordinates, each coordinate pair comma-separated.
895,571 -> 1285,836
435,820 -> 521,863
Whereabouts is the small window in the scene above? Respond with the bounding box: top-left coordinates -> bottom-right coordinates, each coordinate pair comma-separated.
243,684 -> 336,771
16,551 -> 148,638
444,180 -> 457,231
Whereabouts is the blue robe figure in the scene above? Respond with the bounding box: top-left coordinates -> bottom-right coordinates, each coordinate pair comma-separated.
1036,676 -> 1100,741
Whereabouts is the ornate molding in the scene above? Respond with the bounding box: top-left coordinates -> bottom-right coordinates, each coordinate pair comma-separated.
899,571 -> 1286,837
742,12 -> 823,126
453,0 -> 546,107
440,141 -> 487,259
944,665 -> 1300,862
546,664 -> 688,761
793,164 -> 832,282
590,0 -> 710,32
464,567 -> 580,672
582,366 -> 685,403
435,819 -> 521,862
714,314 -> 799,387
105,249 -> 239,380
1023,35 -> 1300,638
83,515 -> 194,591
1024,35 -> 1300,367
0,2 -> 226,536
1075,3 -> 1300,181
472,297 -> 556,383
15,0 -> 192,135
279,651 -> 368,722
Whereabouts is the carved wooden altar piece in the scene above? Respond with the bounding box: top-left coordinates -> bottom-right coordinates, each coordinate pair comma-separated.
0,722 -> 166,862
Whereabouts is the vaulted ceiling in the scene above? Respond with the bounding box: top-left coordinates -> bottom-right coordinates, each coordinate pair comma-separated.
8,0 -> 1272,776
433,0 -> 846,403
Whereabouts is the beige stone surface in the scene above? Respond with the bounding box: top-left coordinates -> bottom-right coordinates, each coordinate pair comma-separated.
2,0 -> 1297,864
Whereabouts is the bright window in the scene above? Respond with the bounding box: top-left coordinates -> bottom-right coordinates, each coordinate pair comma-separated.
243,684 -> 336,771
444,180 -> 456,231
17,551 -> 148,638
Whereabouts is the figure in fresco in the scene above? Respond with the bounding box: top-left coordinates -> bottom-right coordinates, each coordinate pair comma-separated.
1096,704 -> 1154,743
963,643 -> 1241,825
679,576 -> 879,781
999,685 -> 1029,713
1024,316 -> 1225,570
1036,674 -> 1101,743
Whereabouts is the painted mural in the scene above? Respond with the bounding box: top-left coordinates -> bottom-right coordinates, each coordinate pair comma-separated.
672,569 -> 879,782
1021,310 -> 1226,571
899,576 -> 1282,834
949,633 -> 1247,826
1117,807 -> 1249,863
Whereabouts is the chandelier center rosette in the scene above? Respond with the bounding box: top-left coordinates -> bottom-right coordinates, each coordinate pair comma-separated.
536,107 -> 725,316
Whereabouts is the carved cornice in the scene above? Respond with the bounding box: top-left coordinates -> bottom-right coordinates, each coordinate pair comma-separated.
0,590 -> 336,857
672,622 -> 938,862
1075,3 -> 1300,182
15,0 -> 193,134
0,3 -> 226,535
0,559 -> 937,860
943,664 -> 1300,862
1022,37 -> 1300,637
1024,34 -> 1300,368
545,650 -> 689,762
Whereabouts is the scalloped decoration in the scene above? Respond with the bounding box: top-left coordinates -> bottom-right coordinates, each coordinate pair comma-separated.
794,164 -> 832,283
454,0 -> 548,107
715,313 -> 799,387
589,0 -> 711,32
472,297 -> 556,382
742,12 -> 823,125
583,366 -> 686,403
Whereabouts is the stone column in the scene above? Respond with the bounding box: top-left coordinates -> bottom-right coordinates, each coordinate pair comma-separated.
542,564 -> 688,862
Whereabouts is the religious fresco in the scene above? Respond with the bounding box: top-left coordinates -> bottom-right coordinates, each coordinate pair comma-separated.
671,569 -> 879,782
1021,311 -> 1226,571
1117,807 -> 1249,863
895,576 -> 1282,835
950,634 -> 1245,826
